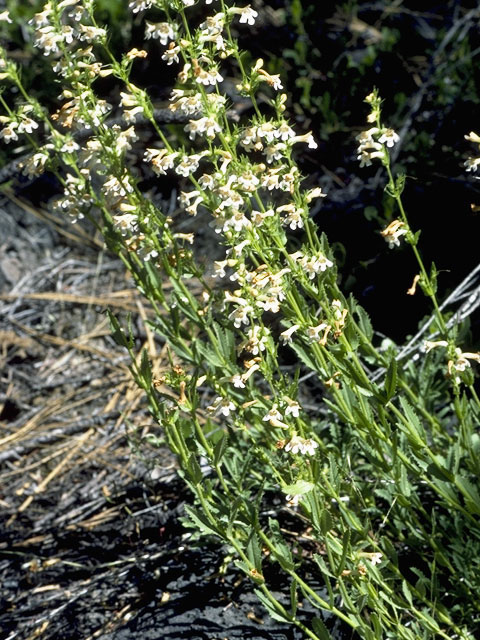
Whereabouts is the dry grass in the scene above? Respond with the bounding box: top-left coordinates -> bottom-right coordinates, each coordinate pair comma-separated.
0,187 -> 176,534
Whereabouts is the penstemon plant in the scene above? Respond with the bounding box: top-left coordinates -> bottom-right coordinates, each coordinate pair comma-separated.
2,1 -> 480,638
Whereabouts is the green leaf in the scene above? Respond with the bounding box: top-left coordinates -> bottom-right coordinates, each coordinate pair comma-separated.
364,206 -> 379,222
304,491 -> 322,531
381,537 -> 398,565
335,528 -> 350,576
170,279 -> 200,324
395,173 -> 406,196
470,433 -> 480,457
140,348 -> 152,386
106,309 -> 131,349
268,518 -> 294,572
312,617 -> 333,640
411,567 -> 428,598
401,579 -> 413,606
195,341 -> 223,368
355,305 -> 373,341
253,589 -> 291,623
170,340 -> 196,365
429,261 -> 438,295
187,453 -> 203,485
290,342 -> 319,372
213,322 -> 235,362
144,259 -> 165,300
398,396 -> 426,448
455,475 -> 480,515
384,355 -> 397,401
290,578 -> 298,617
213,433 -> 228,465
246,530 -> 263,573
320,509 -> 332,534
314,553 -> 335,578
427,455 -> 454,482
184,505 -> 219,537
282,480 -> 315,496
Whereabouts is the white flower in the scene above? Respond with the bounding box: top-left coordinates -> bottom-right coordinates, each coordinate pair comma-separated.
162,44 -> 180,65
170,91 -> 203,116
265,143 -> 286,164
207,397 -> 236,417
0,123 -> 18,143
61,139 -> 80,153
114,213 -> 138,236
218,399 -> 235,416
465,131 -> 480,144
128,0 -> 152,13
277,204 -> 304,230
263,406 -> 283,422
284,400 -> 301,418
307,323 -> 330,344
237,171 -> 260,191
198,173 -> 216,189
185,116 -> 221,140
464,157 -> 480,172
0,10 -> 12,23
291,131 -> 317,149
199,13 -> 225,37
175,153 -> 205,177
34,26 -> 61,55
423,340 -> 448,353
276,122 -> 296,141
230,375 -> 245,389
370,552 -> 383,566
256,122 -> 277,143
20,149 -> 50,178
195,67 -> 223,86
380,219 -> 408,249
237,5 -> 258,25
147,149 -> 179,175
279,325 -> 300,345
78,24 -> 107,42
299,254 -> 333,279
285,435 -> 318,456
103,174 -> 134,198
228,304 -> 253,328
213,260 -> 228,278
302,439 -> 318,456
359,551 -> 383,567
145,21 -> 176,45
378,128 -> 400,148
305,187 -> 326,202
258,69 -> 283,90
222,210 -> 250,233
261,170 -> 281,190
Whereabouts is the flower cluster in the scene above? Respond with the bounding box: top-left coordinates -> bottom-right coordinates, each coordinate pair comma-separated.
0,104 -> 39,144
356,91 -> 400,167
356,126 -> 400,167
284,434 -> 318,456
424,340 -> 480,384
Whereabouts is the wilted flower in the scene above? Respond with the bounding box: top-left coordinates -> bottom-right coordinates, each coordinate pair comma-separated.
380,219 -> 408,248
